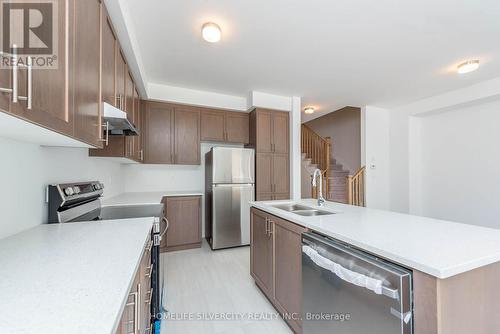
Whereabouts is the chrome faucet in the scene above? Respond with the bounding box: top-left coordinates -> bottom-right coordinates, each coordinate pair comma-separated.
312,169 -> 325,207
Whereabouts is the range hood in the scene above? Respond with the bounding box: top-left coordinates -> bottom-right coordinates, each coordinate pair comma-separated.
103,102 -> 139,136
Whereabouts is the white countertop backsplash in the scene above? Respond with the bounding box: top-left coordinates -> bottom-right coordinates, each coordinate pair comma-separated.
101,191 -> 203,206
0,218 -> 154,334
251,199 -> 500,279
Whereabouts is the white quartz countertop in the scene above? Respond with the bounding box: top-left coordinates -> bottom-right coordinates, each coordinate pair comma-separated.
251,199 -> 500,279
101,191 -> 203,206
0,218 -> 154,334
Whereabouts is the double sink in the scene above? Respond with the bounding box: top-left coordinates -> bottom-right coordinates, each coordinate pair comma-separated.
271,203 -> 336,217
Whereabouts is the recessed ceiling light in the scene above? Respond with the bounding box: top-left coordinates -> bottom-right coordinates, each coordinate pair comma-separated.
304,107 -> 315,114
202,22 -> 221,43
457,60 -> 480,74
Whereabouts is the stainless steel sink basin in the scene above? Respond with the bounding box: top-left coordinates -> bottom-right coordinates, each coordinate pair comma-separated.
271,203 -> 336,217
271,204 -> 313,212
292,209 -> 334,216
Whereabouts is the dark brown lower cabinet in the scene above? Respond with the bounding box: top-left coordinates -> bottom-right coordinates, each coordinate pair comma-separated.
161,196 -> 202,252
116,238 -> 153,334
250,208 -> 307,334
250,209 -> 274,296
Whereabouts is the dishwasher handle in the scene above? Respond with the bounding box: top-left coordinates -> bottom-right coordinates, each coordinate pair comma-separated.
303,245 -> 400,300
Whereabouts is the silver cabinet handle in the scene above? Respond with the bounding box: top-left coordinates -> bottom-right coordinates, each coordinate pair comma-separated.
137,283 -> 141,333
269,220 -> 273,236
17,56 -> 33,109
145,239 -> 153,253
12,45 -> 18,103
145,288 -> 153,305
265,218 -> 269,236
140,149 -> 144,161
125,290 -> 138,334
26,56 -> 32,109
145,265 -> 153,278
100,121 -> 109,146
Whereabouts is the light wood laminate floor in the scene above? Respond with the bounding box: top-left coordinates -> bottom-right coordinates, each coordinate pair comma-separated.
160,241 -> 293,334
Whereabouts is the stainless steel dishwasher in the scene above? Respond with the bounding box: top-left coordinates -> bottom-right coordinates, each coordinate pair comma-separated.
302,232 -> 413,334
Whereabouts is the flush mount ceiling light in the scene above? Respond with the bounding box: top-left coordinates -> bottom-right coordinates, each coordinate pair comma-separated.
457,60 -> 480,74
304,107 -> 315,114
202,22 -> 221,43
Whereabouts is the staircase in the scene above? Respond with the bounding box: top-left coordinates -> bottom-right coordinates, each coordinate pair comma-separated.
301,124 -> 364,205
327,159 -> 350,203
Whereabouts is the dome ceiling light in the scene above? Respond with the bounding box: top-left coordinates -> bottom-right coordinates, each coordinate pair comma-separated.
202,22 -> 221,43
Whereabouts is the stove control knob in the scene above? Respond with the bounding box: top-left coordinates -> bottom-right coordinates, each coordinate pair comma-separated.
95,184 -> 101,190
64,187 -> 74,196
73,186 -> 81,194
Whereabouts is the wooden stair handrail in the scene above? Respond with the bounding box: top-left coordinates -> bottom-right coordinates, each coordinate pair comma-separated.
347,166 -> 365,207
301,124 -> 331,198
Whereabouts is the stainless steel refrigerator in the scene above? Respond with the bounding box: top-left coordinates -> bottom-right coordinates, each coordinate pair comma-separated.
205,147 -> 255,250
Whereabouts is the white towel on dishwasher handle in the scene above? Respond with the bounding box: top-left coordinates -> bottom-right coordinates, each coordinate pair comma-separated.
303,245 -> 383,295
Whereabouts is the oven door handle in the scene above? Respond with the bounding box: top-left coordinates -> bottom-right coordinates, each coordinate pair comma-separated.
160,217 -> 169,240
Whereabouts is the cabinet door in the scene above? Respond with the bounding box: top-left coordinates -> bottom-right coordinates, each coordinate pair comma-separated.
256,153 -> 273,195
133,89 -> 142,162
273,154 -> 289,195
140,239 -> 153,333
225,111 -> 249,144
256,109 -> 273,153
73,0 -> 102,147
272,111 -> 289,154
0,60 -> 10,113
115,49 -> 126,112
273,216 -> 306,332
143,102 -> 173,164
164,196 -> 201,249
9,0 -> 73,136
101,12 -> 117,106
125,70 -> 135,122
174,106 -> 200,165
250,209 -> 273,296
200,109 -> 225,142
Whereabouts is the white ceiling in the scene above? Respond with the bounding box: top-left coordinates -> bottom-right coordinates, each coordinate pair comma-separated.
120,0 -> 500,120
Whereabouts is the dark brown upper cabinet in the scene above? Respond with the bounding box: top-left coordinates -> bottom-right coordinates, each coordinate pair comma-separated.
200,109 -> 225,142
252,108 -> 289,154
73,0 -> 102,148
101,9 -> 117,107
133,88 -> 143,162
125,70 -> 135,122
143,101 -> 174,164
226,111 -> 249,143
200,109 -> 249,144
0,65 -> 9,113
174,105 -> 200,165
5,0 -> 73,137
115,50 -> 127,113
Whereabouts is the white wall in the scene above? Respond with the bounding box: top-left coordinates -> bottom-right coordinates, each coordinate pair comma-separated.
389,76 -> 500,215
123,142 -> 244,237
413,99 -> 500,228
148,83 -> 248,111
0,137 -> 124,240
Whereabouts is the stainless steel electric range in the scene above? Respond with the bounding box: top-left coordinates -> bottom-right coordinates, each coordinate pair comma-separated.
47,181 -> 166,329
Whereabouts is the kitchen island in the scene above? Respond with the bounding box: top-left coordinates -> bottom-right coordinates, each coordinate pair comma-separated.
0,218 -> 154,334
250,199 -> 500,334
